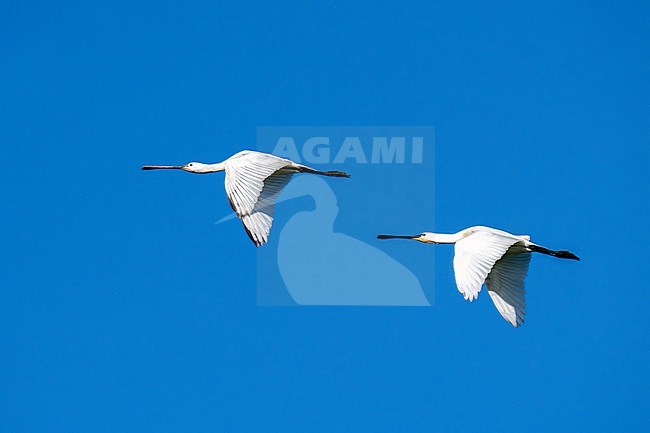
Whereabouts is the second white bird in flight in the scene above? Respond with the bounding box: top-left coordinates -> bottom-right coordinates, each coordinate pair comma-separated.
378,226 -> 579,327
143,150 -> 350,246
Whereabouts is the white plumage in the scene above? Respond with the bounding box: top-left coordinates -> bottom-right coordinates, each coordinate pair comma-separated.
378,226 -> 579,327
143,150 -> 350,246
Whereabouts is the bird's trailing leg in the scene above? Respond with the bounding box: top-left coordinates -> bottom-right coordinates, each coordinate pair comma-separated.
529,244 -> 580,261
296,166 -> 351,178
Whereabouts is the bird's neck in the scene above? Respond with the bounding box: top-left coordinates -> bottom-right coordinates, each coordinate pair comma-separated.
200,162 -> 226,173
428,229 -> 473,244
430,233 -> 461,244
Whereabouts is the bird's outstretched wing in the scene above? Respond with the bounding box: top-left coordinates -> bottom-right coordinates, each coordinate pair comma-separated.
485,248 -> 530,327
224,152 -> 295,246
453,230 -> 521,301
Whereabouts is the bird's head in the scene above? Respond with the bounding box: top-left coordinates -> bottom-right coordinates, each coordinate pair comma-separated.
414,232 -> 437,243
181,162 -> 213,173
141,162 -> 217,174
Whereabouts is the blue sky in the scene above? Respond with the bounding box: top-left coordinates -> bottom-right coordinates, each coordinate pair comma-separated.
1,1 -> 648,432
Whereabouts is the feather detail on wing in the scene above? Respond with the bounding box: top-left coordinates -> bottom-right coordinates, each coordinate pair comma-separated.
238,171 -> 293,246
485,247 -> 531,327
452,230 -> 522,302
224,152 -> 295,246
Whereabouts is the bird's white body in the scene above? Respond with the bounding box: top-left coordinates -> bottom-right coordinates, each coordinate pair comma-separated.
378,226 -> 579,327
143,150 -> 349,246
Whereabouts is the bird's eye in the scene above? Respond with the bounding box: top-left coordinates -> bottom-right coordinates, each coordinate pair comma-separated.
188,163 -> 193,166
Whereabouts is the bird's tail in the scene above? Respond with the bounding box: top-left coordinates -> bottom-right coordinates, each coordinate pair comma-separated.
529,244 -> 580,261
296,166 -> 351,178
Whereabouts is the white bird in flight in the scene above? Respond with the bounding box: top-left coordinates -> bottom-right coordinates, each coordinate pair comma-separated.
143,150 -> 350,246
377,226 -> 579,327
